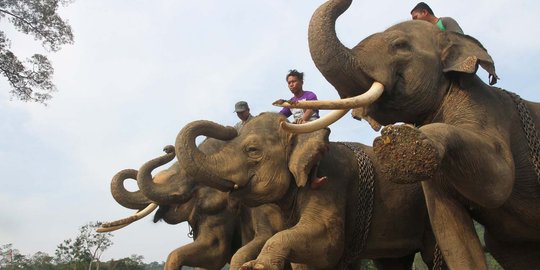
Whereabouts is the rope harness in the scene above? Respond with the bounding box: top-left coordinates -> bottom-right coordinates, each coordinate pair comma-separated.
336,142 -> 375,269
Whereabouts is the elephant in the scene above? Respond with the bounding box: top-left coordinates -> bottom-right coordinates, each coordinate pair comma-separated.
102,138 -> 293,270
273,0 -> 540,269
175,112 -> 438,270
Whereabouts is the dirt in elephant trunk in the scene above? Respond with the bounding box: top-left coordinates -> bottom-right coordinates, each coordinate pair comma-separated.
373,125 -> 440,184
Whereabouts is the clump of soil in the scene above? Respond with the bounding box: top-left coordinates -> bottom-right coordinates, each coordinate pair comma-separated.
373,125 -> 440,184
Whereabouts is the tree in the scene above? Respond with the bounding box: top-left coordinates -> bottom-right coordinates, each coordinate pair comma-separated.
55,221 -> 113,270
103,255 -> 145,270
0,0 -> 74,104
28,251 -> 55,270
0,243 -> 30,269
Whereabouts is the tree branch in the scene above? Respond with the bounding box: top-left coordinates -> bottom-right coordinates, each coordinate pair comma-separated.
0,8 -> 59,48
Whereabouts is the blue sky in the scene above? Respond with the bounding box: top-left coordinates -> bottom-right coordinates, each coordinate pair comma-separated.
1,0 -> 539,263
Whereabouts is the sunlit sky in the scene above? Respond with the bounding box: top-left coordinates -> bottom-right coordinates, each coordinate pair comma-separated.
1,0 -> 539,263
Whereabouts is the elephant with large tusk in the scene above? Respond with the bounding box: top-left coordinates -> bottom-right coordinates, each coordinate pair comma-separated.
175,113 -> 439,269
279,0 -> 540,269
102,138 -> 301,270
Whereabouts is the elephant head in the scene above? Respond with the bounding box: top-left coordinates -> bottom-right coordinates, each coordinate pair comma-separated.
137,140 -> 230,215
175,113 -> 330,206
279,0 -> 498,131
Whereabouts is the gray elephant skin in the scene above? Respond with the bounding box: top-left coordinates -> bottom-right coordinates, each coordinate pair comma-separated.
109,138 -> 289,270
175,112 -> 437,270
296,0 -> 540,269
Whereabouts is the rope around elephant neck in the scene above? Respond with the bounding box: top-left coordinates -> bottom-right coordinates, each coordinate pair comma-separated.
504,90 -> 540,183
336,142 -> 375,269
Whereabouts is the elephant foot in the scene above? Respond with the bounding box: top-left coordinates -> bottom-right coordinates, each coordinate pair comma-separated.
241,259 -> 282,270
373,124 -> 440,184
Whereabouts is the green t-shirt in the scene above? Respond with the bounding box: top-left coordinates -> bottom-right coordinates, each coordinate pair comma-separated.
436,17 -> 464,34
436,19 -> 446,31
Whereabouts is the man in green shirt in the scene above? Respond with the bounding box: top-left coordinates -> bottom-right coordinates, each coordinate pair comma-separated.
410,2 -> 464,34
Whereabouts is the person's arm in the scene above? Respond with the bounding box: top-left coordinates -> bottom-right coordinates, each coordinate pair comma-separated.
298,109 -> 315,124
441,17 -> 463,34
297,91 -> 318,123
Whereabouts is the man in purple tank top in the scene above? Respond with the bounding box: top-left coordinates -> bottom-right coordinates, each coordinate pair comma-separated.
279,69 -> 320,124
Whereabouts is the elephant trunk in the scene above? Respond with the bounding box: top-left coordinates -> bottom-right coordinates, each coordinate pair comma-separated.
309,0 -> 374,98
137,145 -> 195,205
111,168 -> 152,210
175,120 -> 239,191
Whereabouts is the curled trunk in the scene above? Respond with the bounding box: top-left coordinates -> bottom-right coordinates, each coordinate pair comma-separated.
137,145 -> 194,205
175,120 -> 239,191
111,168 -> 152,209
309,0 -> 372,98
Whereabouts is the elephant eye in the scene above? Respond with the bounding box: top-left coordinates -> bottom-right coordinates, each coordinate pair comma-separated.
392,38 -> 410,51
245,145 -> 262,159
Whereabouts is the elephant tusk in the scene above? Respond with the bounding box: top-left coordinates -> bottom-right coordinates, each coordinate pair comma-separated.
96,203 -> 159,233
273,81 -> 384,110
96,223 -> 129,233
280,109 -> 349,134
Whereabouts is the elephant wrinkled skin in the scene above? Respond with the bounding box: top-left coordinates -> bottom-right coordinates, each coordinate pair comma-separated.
107,139 -> 290,270
175,113 -> 437,270
301,0 -> 540,269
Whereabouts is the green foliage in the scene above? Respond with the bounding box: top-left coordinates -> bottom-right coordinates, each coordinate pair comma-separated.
54,221 -> 113,270
100,255 -> 145,270
28,251 -> 56,270
0,0 -> 74,104
359,259 -> 376,269
0,244 -> 30,269
143,261 -> 165,270
0,242 -> 165,270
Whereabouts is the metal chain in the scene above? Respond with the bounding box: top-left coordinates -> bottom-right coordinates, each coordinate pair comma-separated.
336,142 -> 375,269
504,90 -> 540,183
432,244 -> 445,270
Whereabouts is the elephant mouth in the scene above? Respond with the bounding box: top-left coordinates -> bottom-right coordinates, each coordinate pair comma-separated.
228,174 -> 255,197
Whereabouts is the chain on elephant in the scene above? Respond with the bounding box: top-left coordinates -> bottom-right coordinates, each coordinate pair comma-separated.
504,90 -> 540,183
336,142 -> 375,269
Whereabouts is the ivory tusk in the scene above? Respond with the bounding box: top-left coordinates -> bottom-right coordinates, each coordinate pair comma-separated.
273,82 -> 384,110
281,109 -> 349,134
96,203 -> 158,233
96,223 -> 129,233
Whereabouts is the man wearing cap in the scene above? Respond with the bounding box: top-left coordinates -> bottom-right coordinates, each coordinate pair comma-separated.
410,2 -> 463,34
233,101 -> 254,132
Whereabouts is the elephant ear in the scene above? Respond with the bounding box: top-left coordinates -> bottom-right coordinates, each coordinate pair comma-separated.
288,128 -> 330,188
438,32 -> 499,85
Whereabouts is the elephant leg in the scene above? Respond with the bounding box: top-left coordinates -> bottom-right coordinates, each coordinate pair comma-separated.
422,181 -> 487,270
165,237 -> 228,270
230,235 -> 269,270
485,231 -> 540,270
241,219 -> 343,269
372,254 -> 415,270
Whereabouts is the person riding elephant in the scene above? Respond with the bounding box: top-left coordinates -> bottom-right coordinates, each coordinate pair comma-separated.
100,138 -> 296,270
273,0 -> 540,269
175,112 -> 439,269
